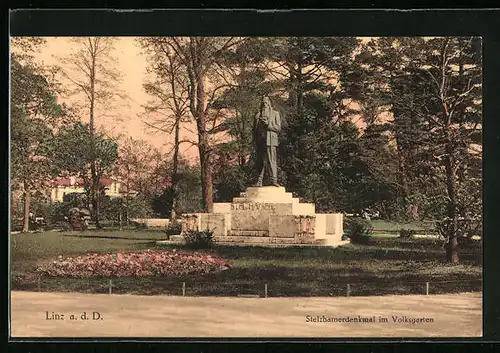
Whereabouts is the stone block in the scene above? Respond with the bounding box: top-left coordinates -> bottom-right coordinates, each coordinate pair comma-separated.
228,230 -> 269,237
294,232 -> 316,244
213,203 -> 231,214
244,186 -> 293,203
314,214 -> 326,239
199,213 -> 228,237
292,202 -> 316,215
269,215 -> 296,237
320,213 -> 344,245
215,236 -> 270,244
230,203 -> 293,230
269,237 -> 297,244
181,214 -> 201,233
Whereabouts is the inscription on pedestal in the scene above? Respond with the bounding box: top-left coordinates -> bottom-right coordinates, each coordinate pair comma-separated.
231,203 -> 276,211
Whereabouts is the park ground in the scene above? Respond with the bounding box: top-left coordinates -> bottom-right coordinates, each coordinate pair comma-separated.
10,220 -> 483,338
10,291 -> 481,337
10,220 -> 482,297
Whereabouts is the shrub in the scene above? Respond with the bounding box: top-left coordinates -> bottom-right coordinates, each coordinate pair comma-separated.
399,228 -> 417,239
344,217 -> 373,245
135,222 -> 148,230
165,219 -> 182,236
183,229 -> 215,250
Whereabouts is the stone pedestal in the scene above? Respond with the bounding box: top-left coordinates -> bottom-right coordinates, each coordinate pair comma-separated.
181,186 -> 343,246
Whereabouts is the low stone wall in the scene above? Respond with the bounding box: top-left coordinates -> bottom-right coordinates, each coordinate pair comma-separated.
131,218 -> 170,228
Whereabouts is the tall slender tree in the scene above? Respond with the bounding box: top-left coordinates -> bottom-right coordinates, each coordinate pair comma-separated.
139,39 -> 192,219
58,37 -> 127,227
140,37 -> 245,212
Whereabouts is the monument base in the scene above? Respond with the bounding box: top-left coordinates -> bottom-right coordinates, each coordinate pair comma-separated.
181,186 -> 343,247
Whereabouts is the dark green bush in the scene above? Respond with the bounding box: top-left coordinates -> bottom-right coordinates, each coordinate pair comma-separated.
165,219 -> 182,236
135,222 -> 148,230
183,229 -> 215,249
344,217 -> 373,245
399,228 -> 417,239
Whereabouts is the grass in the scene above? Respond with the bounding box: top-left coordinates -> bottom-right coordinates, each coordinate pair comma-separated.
369,233 -> 399,238
10,229 -> 482,297
370,220 -> 435,232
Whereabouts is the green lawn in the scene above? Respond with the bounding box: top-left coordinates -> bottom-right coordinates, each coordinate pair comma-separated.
369,233 -> 400,238
371,220 -> 435,232
10,229 -> 481,297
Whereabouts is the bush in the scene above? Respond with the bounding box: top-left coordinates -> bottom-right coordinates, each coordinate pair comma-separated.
344,217 -> 373,245
399,228 -> 417,239
134,222 -> 148,230
165,219 -> 182,236
183,229 -> 215,250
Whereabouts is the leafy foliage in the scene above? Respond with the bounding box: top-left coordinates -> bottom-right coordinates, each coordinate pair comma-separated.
164,219 -> 182,236
183,229 -> 216,250
399,229 -> 417,239
344,217 -> 373,244
10,38 -> 71,231
100,196 -> 153,223
151,163 -> 203,216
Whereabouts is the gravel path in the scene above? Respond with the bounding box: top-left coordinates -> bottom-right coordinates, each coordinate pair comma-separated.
10,291 -> 481,338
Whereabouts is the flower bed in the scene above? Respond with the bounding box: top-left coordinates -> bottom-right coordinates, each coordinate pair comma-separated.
36,249 -> 231,278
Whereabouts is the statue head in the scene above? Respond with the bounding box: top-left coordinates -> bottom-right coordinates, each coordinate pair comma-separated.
262,96 -> 272,108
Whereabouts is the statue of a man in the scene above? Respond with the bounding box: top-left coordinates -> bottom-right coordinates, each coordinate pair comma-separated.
253,96 -> 281,187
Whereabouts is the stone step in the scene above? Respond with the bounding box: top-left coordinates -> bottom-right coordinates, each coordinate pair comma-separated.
228,230 -> 269,237
164,235 -> 328,246
245,194 -> 294,201
157,238 -> 334,248
232,197 -> 296,204
169,235 -> 184,241
215,236 -> 271,243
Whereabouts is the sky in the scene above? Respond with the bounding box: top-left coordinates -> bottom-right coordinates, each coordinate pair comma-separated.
28,37 -> 425,162
33,37 -> 200,160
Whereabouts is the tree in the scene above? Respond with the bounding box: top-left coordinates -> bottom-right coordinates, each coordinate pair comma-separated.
115,137 -> 171,221
140,37 -> 246,212
152,161 -> 203,216
10,37 -> 70,232
362,37 -> 482,262
101,195 -> 153,225
58,37 -> 127,227
418,37 -> 481,262
139,39 -> 192,219
258,37 -> 364,195
355,37 -> 437,217
51,122 -> 119,227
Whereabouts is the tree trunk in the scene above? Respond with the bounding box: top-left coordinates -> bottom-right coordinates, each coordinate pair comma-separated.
296,61 -> 304,112
170,117 -> 181,220
198,148 -> 213,213
444,141 -> 459,263
88,41 -> 100,228
393,120 -> 410,216
89,46 -> 96,137
90,163 -> 101,228
194,59 -> 213,213
22,181 -> 30,233
391,76 -> 410,216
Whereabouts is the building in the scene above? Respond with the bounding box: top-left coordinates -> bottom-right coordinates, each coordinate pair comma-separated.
50,176 -> 124,202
